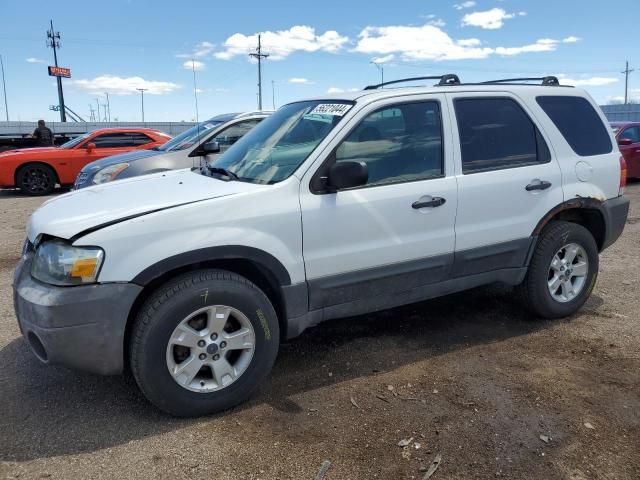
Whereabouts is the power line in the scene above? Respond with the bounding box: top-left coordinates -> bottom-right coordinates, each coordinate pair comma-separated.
0,54 -> 8,121
46,20 -> 66,122
248,34 -> 269,110
622,61 -> 635,105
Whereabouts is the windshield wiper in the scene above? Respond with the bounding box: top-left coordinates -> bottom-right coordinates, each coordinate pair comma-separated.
208,166 -> 239,180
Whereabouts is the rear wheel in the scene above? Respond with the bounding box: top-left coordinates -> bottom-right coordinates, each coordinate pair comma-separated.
16,164 -> 56,196
518,221 -> 598,319
130,269 -> 280,417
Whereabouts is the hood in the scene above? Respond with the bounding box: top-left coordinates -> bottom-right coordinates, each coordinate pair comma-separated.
28,169 -> 259,242
80,148 -> 164,173
0,147 -> 59,157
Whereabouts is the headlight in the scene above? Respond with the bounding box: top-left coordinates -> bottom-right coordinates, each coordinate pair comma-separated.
92,163 -> 129,184
31,239 -> 104,286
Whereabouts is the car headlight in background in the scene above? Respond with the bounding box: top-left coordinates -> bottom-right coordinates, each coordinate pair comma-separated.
92,163 -> 129,184
31,239 -> 104,286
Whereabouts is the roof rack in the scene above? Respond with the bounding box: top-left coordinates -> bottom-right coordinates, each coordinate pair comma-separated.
479,76 -> 560,86
364,74 -> 460,90
363,74 -> 566,91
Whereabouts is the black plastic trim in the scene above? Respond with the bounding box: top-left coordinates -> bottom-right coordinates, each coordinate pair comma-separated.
451,237 -> 534,278
600,195 -> 630,250
308,253 -> 454,310
131,245 -> 292,286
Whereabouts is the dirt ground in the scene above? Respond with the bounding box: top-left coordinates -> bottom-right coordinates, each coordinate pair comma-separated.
0,184 -> 638,480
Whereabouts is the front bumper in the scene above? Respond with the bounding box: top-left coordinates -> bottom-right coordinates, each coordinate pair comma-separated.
12,254 -> 142,375
601,195 -> 630,250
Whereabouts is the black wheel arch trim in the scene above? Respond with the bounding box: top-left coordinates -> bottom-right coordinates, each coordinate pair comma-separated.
532,197 -> 605,237
131,245 -> 292,287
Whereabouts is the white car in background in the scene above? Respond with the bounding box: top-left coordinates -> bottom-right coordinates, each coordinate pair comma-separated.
74,111 -> 272,188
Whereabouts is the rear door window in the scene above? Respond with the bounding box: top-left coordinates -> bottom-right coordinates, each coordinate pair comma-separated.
620,126 -> 640,144
454,97 -> 550,174
536,96 -> 612,156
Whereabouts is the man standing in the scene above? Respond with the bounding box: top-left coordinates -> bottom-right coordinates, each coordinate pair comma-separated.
32,119 -> 53,146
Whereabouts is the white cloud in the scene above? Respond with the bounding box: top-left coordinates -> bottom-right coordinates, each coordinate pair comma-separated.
327,87 -> 359,94
214,26 -> 349,60
289,77 -> 314,84
556,75 -> 618,87
372,54 -> 395,64
461,8 -> 525,30
454,1 -> 476,10
355,23 -> 580,61
562,36 -> 581,44
176,41 -> 215,59
182,60 -> 205,71
495,37 -> 581,56
69,75 -> 181,95
214,87 -> 230,92
26,57 -> 46,64
194,88 -> 204,93
428,18 -> 446,27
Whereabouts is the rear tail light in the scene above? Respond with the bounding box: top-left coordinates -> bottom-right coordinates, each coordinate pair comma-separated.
619,155 -> 627,195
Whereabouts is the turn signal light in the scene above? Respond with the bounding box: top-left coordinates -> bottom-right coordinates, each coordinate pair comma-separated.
619,155 -> 627,195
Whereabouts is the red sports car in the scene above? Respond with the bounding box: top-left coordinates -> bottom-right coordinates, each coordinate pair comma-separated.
0,128 -> 171,195
612,121 -> 640,179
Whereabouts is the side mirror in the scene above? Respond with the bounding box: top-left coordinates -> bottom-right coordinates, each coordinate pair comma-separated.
327,161 -> 368,191
202,140 -> 221,155
86,142 -> 96,152
618,138 -> 633,146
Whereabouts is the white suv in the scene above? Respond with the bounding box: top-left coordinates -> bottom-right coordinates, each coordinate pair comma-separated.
13,75 -> 629,416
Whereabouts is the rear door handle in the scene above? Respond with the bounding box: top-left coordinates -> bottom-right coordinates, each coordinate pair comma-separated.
412,196 -> 446,209
525,179 -> 552,191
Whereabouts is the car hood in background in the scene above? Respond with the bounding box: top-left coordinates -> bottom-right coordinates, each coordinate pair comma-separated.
28,169 -> 261,242
79,148 -> 164,173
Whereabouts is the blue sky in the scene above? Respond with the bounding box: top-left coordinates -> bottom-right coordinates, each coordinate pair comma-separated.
0,0 -> 637,122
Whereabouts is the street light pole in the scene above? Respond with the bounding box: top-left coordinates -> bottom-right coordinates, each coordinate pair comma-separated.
371,61 -> 384,87
104,92 -> 111,122
136,88 -> 147,122
0,54 -> 8,121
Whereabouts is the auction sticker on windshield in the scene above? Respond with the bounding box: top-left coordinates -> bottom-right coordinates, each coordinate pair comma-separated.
310,103 -> 352,116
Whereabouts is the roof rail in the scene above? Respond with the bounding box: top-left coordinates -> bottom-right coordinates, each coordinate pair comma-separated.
364,74 -> 461,90
479,76 -> 560,86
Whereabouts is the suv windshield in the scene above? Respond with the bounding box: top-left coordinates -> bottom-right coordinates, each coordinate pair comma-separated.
208,100 -> 353,184
159,120 -> 223,152
59,133 -> 91,149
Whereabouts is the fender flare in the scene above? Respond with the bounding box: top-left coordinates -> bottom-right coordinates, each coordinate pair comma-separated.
131,245 -> 292,287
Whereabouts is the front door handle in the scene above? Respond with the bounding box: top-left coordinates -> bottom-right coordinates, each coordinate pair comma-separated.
525,179 -> 552,191
412,196 -> 446,209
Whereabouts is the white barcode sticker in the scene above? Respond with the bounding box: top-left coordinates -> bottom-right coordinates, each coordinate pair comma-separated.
310,103 -> 352,116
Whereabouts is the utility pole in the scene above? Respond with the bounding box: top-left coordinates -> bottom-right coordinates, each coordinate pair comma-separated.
101,103 -> 108,121
104,92 -> 111,122
271,80 -> 276,110
190,59 -> 199,124
249,34 -> 269,110
96,98 -> 101,123
46,20 -> 66,122
0,54 -> 8,121
622,61 -> 634,105
136,88 -> 147,122
88,104 -> 96,122
371,61 -> 384,87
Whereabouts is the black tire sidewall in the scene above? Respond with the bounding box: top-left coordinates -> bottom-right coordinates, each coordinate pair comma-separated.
17,164 -> 56,196
529,222 -> 599,318
132,272 -> 279,417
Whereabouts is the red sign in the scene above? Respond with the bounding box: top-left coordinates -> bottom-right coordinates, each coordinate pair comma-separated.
48,66 -> 71,78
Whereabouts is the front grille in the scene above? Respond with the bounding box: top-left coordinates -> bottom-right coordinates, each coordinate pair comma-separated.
75,172 -> 89,185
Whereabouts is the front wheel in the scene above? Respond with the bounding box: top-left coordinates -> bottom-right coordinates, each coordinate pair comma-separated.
518,221 -> 599,319
16,164 -> 56,196
130,269 -> 280,417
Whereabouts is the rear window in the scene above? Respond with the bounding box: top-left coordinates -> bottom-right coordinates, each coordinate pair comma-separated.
536,96 -> 612,156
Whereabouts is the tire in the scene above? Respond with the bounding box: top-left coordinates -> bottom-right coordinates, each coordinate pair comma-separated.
130,269 -> 280,417
518,220 -> 598,319
16,164 -> 56,196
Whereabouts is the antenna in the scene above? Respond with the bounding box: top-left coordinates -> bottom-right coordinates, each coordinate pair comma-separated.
249,34 -> 269,110
46,20 -> 66,122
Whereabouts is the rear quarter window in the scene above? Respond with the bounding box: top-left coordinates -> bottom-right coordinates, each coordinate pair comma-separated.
536,96 -> 612,156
